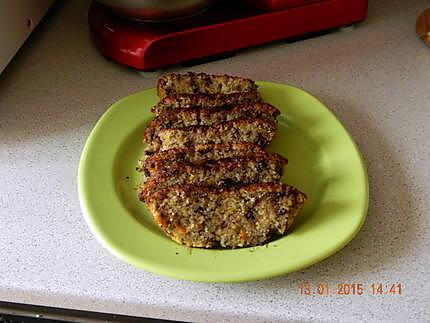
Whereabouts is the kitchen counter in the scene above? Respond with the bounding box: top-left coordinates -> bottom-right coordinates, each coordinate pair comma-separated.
1,0 -> 429,321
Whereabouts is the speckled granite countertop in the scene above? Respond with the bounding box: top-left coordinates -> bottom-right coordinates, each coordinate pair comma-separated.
1,0 -> 429,322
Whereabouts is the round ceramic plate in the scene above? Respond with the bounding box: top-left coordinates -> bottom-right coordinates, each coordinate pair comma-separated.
78,82 -> 368,282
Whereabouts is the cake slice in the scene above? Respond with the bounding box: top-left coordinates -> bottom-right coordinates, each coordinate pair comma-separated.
144,103 -> 280,143
147,118 -> 277,153
156,72 -> 258,98
139,154 -> 288,197
139,143 -> 267,176
143,183 -> 307,248
151,92 -> 260,116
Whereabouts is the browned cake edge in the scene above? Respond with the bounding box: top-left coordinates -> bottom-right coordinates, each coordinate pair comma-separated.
144,117 -> 277,153
139,143 -> 270,175
152,152 -> 288,180
157,117 -> 277,141
139,154 -> 288,199
156,72 -> 258,98
145,182 -> 305,201
144,107 -> 200,143
151,92 -> 261,115
144,103 -> 280,143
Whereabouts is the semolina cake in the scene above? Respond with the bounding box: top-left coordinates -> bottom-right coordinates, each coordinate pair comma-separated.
137,72 -> 307,249
144,183 -> 307,248
156,72 -> 258,98
140,154 -> 288,197
151,92 -> 260,116
144,103 -> 280,143
148,118 -> 277,153
139,143 -> 268,176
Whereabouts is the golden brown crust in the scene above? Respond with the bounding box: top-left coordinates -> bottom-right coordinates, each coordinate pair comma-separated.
151,92 -> 261,116
146,183 -> 306,206
145,183 -> 307,248
140,143 -> 268,176
139,154 -> 288,198
144,103 -> 280,143
151,118 -> 277,152
144,108 -> 200,144
156,72 -> 258,98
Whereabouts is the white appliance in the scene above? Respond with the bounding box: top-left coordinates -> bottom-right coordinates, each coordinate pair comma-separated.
0,0 -> 54,74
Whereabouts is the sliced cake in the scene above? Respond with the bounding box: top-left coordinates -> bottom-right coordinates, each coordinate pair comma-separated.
147,118 -> 277,153
151,92 -> 261,116
156,72 -> 258,98
143,183 -> 307,248
139,143 -> 267,176
144,103 -> 280,143
140,154 -> 287,197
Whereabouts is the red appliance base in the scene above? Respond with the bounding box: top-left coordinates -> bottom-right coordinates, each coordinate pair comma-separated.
88,0 -> 368,70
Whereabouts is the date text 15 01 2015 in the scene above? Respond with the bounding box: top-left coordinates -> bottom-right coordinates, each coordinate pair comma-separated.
298,282 -> 402,296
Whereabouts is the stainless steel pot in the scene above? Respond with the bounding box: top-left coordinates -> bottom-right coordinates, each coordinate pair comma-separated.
96,0 -> 214,21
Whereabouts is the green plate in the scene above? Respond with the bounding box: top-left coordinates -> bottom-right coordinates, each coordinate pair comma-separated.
78,82 -> 368,282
